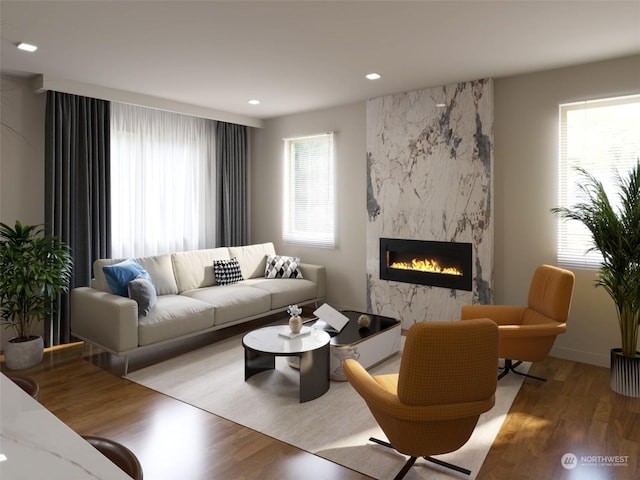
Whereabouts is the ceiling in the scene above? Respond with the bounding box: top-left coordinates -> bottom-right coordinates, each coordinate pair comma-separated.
1,1 -> 639,122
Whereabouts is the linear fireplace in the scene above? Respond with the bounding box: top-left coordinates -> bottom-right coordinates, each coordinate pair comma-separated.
380,238 -> 472,291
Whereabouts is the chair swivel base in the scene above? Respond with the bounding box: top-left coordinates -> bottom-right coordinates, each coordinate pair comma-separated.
498,359 -> 546,381
369,437 -> 471,480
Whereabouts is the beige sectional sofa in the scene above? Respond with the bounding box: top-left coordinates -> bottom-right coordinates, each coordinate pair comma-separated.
70,242 -> 326,373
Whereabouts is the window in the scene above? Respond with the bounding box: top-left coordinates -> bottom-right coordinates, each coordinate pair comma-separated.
557,94 -> 640,268
110,103 -> 216,258
283,133 -> 335,247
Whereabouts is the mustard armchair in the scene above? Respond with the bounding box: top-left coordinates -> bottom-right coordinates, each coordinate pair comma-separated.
461,264 -> 575,381
343,318 -> 498,480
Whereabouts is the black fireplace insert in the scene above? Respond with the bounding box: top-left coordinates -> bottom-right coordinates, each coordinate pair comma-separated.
379,238 -> 472,291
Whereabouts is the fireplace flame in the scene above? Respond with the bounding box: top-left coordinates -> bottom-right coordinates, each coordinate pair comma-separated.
389,258 -> 463,276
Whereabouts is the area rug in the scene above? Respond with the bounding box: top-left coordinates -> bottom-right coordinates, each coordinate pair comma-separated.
126,331 -> 527,480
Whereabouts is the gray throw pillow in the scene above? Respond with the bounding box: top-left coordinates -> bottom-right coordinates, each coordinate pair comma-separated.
128,276 -> 157,316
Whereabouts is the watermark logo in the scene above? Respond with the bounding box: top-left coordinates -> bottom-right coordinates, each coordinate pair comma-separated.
561,452 -> 629,469
561,453 -> 578,470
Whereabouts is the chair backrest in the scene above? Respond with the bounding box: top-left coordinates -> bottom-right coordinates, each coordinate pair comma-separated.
526,264 -> 575,323
397,319 -> 498,407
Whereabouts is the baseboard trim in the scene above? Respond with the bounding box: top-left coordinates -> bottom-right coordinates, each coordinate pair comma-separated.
550,346 -> 610,368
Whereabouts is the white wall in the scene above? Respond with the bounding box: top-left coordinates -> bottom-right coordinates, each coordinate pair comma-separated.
251,102 -> 368,311
0,75 -> 46,349
494,54 -> 640,366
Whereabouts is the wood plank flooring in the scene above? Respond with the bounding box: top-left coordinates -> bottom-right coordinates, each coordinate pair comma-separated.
3,329 -> 640,479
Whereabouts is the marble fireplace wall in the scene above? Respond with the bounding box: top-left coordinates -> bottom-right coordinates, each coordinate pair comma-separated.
366,79 -> 493,328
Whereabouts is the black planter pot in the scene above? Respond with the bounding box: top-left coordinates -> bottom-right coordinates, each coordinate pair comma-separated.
610,348 -> 640,397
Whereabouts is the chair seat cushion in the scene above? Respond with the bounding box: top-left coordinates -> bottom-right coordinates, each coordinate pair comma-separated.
181,284 -> 271,325
242,278 -> 317,309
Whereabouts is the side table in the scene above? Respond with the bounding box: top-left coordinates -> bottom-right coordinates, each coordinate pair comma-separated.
315,310 -> 401,381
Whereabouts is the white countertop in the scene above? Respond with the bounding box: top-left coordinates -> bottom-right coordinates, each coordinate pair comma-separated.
0,373 -> 133,479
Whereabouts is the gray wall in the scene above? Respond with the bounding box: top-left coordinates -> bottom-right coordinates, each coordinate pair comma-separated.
251,102 -> 368,311
494,54 -> 640,366
3,55 -> 639,365
0,75 -> 47,349
253,54 -> 640,367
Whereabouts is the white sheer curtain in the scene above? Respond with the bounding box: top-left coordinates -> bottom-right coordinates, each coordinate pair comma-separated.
110,103 -> 216,258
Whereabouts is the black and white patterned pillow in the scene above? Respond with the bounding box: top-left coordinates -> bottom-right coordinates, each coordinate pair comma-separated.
213,258 -> 244,285
264,254 -> 304,279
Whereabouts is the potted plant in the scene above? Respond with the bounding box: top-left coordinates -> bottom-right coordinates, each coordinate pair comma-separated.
0,221 -> 72,370
552,161 -> 640,397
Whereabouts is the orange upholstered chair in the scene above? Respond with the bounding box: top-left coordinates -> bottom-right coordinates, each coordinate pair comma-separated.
343,318 -> 498,480
461,264 -> 575,381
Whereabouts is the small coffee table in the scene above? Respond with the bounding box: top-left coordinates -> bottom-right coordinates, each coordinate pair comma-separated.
242,326 -> 331,402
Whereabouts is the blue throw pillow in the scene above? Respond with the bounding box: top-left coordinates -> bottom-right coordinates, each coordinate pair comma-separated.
103,258 -> 152,297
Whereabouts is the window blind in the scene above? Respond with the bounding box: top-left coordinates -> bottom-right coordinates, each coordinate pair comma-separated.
283,133 -> 335,248
557,94 -> 640,269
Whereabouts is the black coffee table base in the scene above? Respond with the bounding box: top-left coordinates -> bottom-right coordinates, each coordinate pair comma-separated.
244,343 -> 330,403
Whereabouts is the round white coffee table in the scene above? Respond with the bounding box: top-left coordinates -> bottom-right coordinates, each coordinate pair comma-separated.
242,325 -> 331,402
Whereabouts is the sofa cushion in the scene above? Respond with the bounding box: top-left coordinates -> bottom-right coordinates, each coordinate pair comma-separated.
128,277 -> 157,316
137,254 -> 179,295
243,278 -> 317,310
172,248 -> 230,293
181,284 -> 271,325
265,254 -> 303,279
103,259 -> 151,297
93,254 -> 178,295
137,295 -> 215,346
213,258 -> 244,285
229,242 -> 276,279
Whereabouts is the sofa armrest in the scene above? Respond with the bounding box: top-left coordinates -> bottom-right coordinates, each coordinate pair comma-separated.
70,287 -> 139,354
298,263 -> 326,300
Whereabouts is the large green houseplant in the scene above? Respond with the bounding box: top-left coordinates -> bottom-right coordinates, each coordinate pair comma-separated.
552,161 -> 640,396
0,221 -> 72,369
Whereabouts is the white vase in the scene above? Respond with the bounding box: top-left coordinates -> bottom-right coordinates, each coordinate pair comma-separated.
289,315 -> 302,334
4,336 -> 44,370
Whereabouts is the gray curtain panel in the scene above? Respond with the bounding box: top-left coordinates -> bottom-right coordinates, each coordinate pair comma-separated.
216,122 -> 248,247
44,91 -> 111,346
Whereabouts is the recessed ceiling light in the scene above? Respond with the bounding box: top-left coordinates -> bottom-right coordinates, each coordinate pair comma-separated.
366,73 -> 381,80
436,103 -> 447,108
17,42 -> 37,52
248,99 -> 261,105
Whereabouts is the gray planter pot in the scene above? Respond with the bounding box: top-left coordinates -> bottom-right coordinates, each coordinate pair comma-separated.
610,348 -> 640,397
4,336 -> 44,370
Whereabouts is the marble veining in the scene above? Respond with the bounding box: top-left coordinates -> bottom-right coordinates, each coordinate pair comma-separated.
0,374 -> 132,479
366,79 -> 494,328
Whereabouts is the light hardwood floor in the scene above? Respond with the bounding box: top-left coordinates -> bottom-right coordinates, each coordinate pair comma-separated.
2,324 -> 639,480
